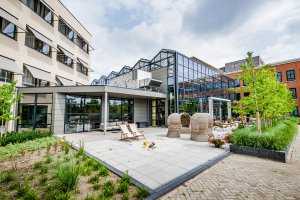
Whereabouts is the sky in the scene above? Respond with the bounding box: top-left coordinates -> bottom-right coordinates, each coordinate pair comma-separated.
61,0 -> 300,80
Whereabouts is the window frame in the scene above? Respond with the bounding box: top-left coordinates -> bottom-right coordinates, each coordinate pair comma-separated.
286,70 -> 295,81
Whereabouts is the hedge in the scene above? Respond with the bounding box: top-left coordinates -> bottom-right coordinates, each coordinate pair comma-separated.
231,118 -> 297,151
0,130 -> 52,147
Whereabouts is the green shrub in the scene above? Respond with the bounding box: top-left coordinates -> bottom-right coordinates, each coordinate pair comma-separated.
102,180 -> 115,198
121,171 -> 131,184
17,184 -> 38,200
9,182 -> 19,190
55,162 -> 80,192
98,166 -> 109,177
117,181 -> 129,193
136,187 -> 150,199
76,141 -> 85,157
0,130 -> 52,146
39,176 -> 48,185
45,192 -> 70,200
0,137 -> 59,161
92,183 -> 101,190
121,192 -> 129,200
40,165 -> 49,174
85,194 -> 101,200
79,165 -> 93,176
85,158 -> 102,170
45,155 -> 53,164
33,161 -> 43,169
88,175 -> 99,184
64,144 -> 70,155
232,119 -> 297,150
0,171 -> 15,183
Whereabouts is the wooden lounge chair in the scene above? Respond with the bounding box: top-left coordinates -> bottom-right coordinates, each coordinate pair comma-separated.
128,124 -> 146,140
119,124 -> 136,140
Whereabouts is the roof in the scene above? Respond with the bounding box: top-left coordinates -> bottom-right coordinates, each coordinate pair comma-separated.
270,57 -> 300,66
191,56 -> 225,74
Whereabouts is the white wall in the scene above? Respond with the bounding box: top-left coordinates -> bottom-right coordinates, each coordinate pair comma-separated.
52,93 -> 65,134
0,0 -> 92,86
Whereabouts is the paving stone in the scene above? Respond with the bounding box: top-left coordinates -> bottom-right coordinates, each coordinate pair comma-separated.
160,131 -> 300,200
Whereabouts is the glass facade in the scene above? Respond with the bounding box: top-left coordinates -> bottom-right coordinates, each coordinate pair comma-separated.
65,95 -> 101,133
109,98 -> 133,123
18,93 -> 52,131
175,52 -> 231,115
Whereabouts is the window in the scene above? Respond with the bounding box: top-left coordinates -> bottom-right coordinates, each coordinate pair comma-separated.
276,72 -> 282,82
76,64 -> 88,75
57,52 -> 73,68
290,88 -> 297,99
58,18 -> 89,54
109,98 -> 133,123
286,70 -> 295,81
18,93 -> 52,131
236,93 -> 241,101
206,83 -> 211,92
65,95 -> 101,133
21,0 -> 53,25
213,82 -> 218,91
228,79 -> 235,88
292,107 -> 298,117
0,17 -> 17,40
235,79 -> 240,87
221,81 -> 226,90
22,67 -> 49,86
244,92 -> 250,97
25,28 -> 51,57
229,93 -> 235,101
0,69 -> 13,83
200,84 -> 204,92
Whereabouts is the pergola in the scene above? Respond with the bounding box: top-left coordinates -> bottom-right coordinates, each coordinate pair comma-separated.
208,97 -> 232,120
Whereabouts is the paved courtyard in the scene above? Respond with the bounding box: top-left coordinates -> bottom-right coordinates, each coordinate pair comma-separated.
59,128 -> 228,190
160,129 -> 300,200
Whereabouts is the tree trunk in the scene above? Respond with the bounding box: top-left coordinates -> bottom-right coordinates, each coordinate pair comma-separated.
256,110 -> 261,133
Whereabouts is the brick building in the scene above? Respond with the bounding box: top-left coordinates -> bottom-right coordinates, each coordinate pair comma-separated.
223,57 -> 300,117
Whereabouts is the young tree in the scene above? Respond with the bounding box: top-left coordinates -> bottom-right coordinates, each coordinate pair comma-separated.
231,52 -> 295,132
0,81 -> 21,135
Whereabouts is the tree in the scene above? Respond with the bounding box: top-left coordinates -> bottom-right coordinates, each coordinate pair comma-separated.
0,81 -> 21,135
231,52 -> 295,132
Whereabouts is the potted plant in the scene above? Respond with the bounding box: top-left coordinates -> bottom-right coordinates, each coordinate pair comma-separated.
208,135 -> 224,148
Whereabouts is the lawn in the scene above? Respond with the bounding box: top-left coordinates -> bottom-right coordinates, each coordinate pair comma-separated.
0,136 -> 149,200
231,118 -> 298,151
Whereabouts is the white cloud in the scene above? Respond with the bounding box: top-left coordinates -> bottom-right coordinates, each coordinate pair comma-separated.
60,0 -> 300,81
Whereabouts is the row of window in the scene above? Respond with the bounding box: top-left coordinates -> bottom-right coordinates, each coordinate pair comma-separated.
277,70 -> 295,82
58,18 -> 89,53
24,28 -> 88,75
18,0 -> 89,54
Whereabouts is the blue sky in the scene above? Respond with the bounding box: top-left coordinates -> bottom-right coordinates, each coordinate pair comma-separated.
61,0 -> 300,80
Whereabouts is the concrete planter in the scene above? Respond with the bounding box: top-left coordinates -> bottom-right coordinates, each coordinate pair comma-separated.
229,144 -> 288,162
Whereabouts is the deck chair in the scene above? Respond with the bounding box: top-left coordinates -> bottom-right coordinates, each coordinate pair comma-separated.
119,124 -> 135,140
128,124 -> 146,140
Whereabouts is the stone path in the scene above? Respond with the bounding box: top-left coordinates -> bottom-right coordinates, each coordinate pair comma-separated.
160,130 -> 300,200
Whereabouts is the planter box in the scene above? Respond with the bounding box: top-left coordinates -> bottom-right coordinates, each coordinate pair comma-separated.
230,144 -> 287,162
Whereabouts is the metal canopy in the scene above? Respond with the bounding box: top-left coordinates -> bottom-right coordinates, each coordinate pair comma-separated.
56,76 -> 73,86
0,55 -> 23,74
58,45 -> 75,60
27,26 -> 56,49
24,64 -> 57,83
0,8 -> 27,31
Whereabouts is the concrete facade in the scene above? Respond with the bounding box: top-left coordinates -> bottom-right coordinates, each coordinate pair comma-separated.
0,0 -> 92,86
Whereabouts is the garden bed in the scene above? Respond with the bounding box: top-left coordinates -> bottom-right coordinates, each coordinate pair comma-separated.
229,118 -> 298,162
0,137 -> 149,200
